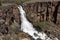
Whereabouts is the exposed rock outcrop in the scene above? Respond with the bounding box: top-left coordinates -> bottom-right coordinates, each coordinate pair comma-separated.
0,5 -> 20,34
0,1 -> 60,40
22,1 -> 60,25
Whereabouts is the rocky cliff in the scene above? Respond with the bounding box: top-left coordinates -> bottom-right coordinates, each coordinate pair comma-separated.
0,1 -> 60,40
0,1 -> 60,27
22,1 -> 60,25
1,6 -> 19,24
0,5 -> 20,34
22,2 -> 60,39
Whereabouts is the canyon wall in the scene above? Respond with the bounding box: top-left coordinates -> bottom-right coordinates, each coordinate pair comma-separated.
0,5 -> 20,26
0,1 -> 60,28
0,1 -> 60,40
0,1 -> 60,26
0,5 -> 20,34
22,1 -> 60,25
0,1 -> 60,34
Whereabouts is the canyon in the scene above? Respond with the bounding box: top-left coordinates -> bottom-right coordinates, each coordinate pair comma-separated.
0,1 -> 60,40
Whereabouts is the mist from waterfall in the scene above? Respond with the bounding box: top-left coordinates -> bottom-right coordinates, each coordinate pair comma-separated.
18,5 -> 58,40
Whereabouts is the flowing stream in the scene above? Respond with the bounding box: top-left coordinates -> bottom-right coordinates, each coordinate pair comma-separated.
18,5 -> 58,40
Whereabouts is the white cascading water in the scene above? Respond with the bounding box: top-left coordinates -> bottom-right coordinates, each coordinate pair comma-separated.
18,5 -> 58,40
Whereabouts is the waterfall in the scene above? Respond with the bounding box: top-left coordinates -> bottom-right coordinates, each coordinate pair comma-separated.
18,5 -> 58,40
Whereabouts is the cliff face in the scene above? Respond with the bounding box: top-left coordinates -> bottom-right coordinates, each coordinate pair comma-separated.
22,1 -> 60,25
0,1 -> 60,40
0,1 -> 60,28
22,2 -> 60,39
0,5 -> 20,25
0,5 -> 20,34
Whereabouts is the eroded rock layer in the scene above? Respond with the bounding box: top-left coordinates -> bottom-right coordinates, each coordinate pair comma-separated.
22,1 -> 60,25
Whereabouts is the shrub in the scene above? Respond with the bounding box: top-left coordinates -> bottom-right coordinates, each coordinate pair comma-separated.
35,21 -> 48,28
